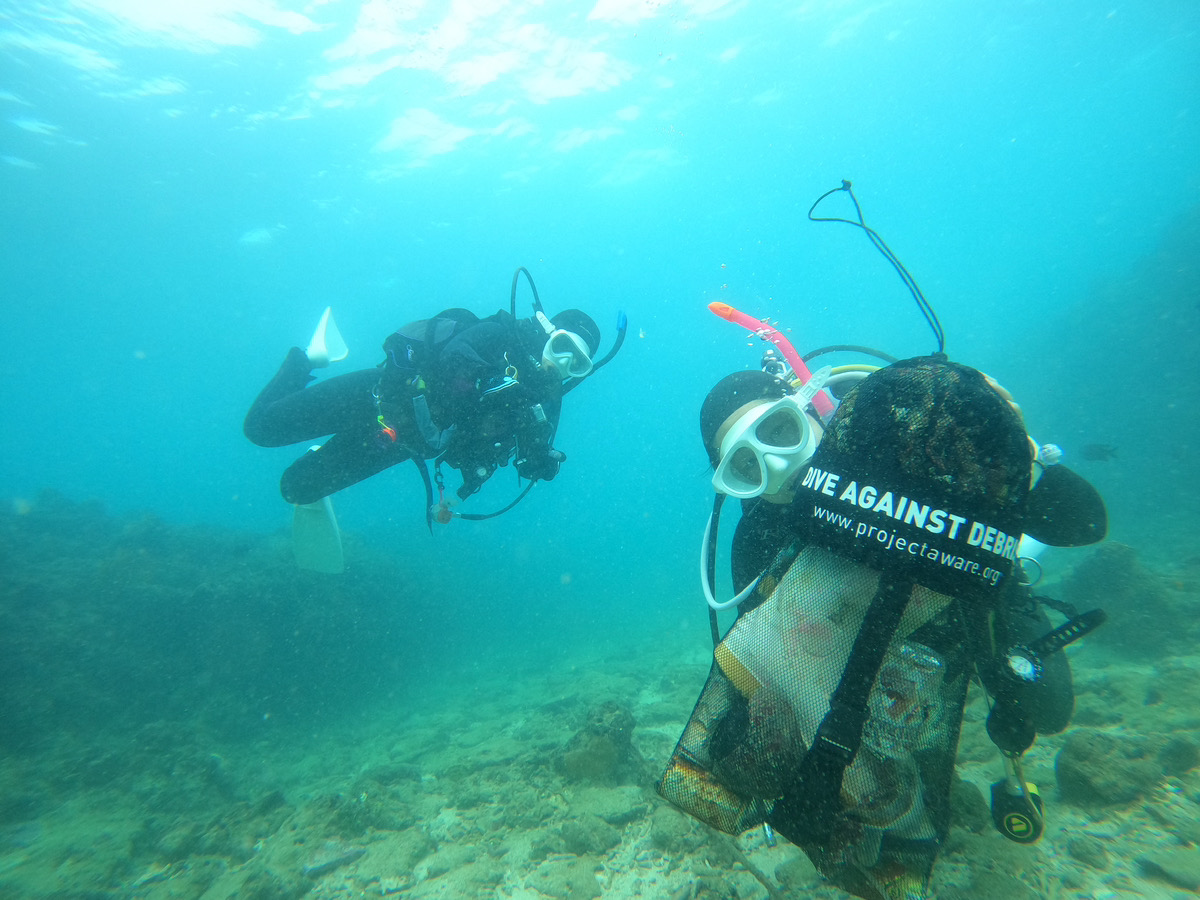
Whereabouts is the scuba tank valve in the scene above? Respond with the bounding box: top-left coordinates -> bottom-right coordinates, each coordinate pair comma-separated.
761,347 -> 788,379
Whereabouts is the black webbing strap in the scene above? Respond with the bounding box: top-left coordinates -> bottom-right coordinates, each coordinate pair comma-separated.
415,458 -> 435,533
769,575 -> 915,843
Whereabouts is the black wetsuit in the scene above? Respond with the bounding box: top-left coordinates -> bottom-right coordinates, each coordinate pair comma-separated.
244,313 -> 563,506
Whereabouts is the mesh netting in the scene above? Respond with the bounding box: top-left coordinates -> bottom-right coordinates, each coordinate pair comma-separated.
661,358 -> 1034,899
659,543 -> 970,900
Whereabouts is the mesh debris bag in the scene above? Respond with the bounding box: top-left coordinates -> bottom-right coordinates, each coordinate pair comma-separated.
659,357 -> 1033,900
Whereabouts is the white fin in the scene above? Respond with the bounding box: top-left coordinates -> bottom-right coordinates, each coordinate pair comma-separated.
293,496 -> 344,574
306,307 -> 349,368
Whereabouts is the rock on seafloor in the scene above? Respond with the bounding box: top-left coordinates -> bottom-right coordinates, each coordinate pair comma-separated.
302,840 -> 366,878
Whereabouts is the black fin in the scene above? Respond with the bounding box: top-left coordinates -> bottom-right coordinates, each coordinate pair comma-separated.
1024,465 -> 1107,547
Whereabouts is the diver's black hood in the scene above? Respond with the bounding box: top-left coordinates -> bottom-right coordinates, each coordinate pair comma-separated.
793,356 -> 1032,601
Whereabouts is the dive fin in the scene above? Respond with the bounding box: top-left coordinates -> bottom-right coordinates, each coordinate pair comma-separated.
1024,465 -> 1107,547
306,307 -> 349,368
293,496 -> 344,574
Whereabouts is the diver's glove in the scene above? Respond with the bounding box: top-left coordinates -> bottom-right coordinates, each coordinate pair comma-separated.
517,448 -> 565,482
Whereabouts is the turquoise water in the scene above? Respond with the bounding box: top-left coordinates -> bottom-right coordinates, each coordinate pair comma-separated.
1,2 -> 1198,898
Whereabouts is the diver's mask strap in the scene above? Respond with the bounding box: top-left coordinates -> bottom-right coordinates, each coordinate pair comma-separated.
770,575 -> 915,844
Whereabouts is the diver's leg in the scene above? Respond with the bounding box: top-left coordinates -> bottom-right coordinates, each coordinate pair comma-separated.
244,351 -> 381,447
279,428 -> 411,505
244,348 -> 313,446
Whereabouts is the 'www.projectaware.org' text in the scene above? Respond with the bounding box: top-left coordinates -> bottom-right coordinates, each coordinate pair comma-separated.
800,466 -> 1020,562
811,506 -> 1007,585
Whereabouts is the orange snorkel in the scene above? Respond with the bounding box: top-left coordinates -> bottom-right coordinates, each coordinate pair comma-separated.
708,301 -> 836,418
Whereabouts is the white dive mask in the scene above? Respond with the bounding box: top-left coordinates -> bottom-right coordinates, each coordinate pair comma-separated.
712,395 -> 819,498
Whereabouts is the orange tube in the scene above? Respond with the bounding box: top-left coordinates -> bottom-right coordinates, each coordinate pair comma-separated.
709,302 -> 835,416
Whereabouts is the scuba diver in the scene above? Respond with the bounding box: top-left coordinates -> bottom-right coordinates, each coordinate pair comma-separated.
244,268 -> 626,560
658,184 -> 1108,900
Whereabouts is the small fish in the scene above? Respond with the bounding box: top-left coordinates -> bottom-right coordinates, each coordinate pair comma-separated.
1080,443 -> 1118,462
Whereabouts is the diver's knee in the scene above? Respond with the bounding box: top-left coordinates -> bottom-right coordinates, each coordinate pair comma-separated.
280,469 -> 326,506
281,482 -> 326,506
243,417 -> 271,447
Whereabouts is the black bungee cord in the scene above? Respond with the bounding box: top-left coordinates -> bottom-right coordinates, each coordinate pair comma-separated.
809,180 -> 946,355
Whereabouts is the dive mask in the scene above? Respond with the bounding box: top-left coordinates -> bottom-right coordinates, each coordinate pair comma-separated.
535,311 -> 594,379
712,395 -> 819,498
542,328 -> 594,378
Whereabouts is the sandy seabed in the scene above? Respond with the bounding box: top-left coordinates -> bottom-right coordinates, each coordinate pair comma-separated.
2,499 -> 1198,899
